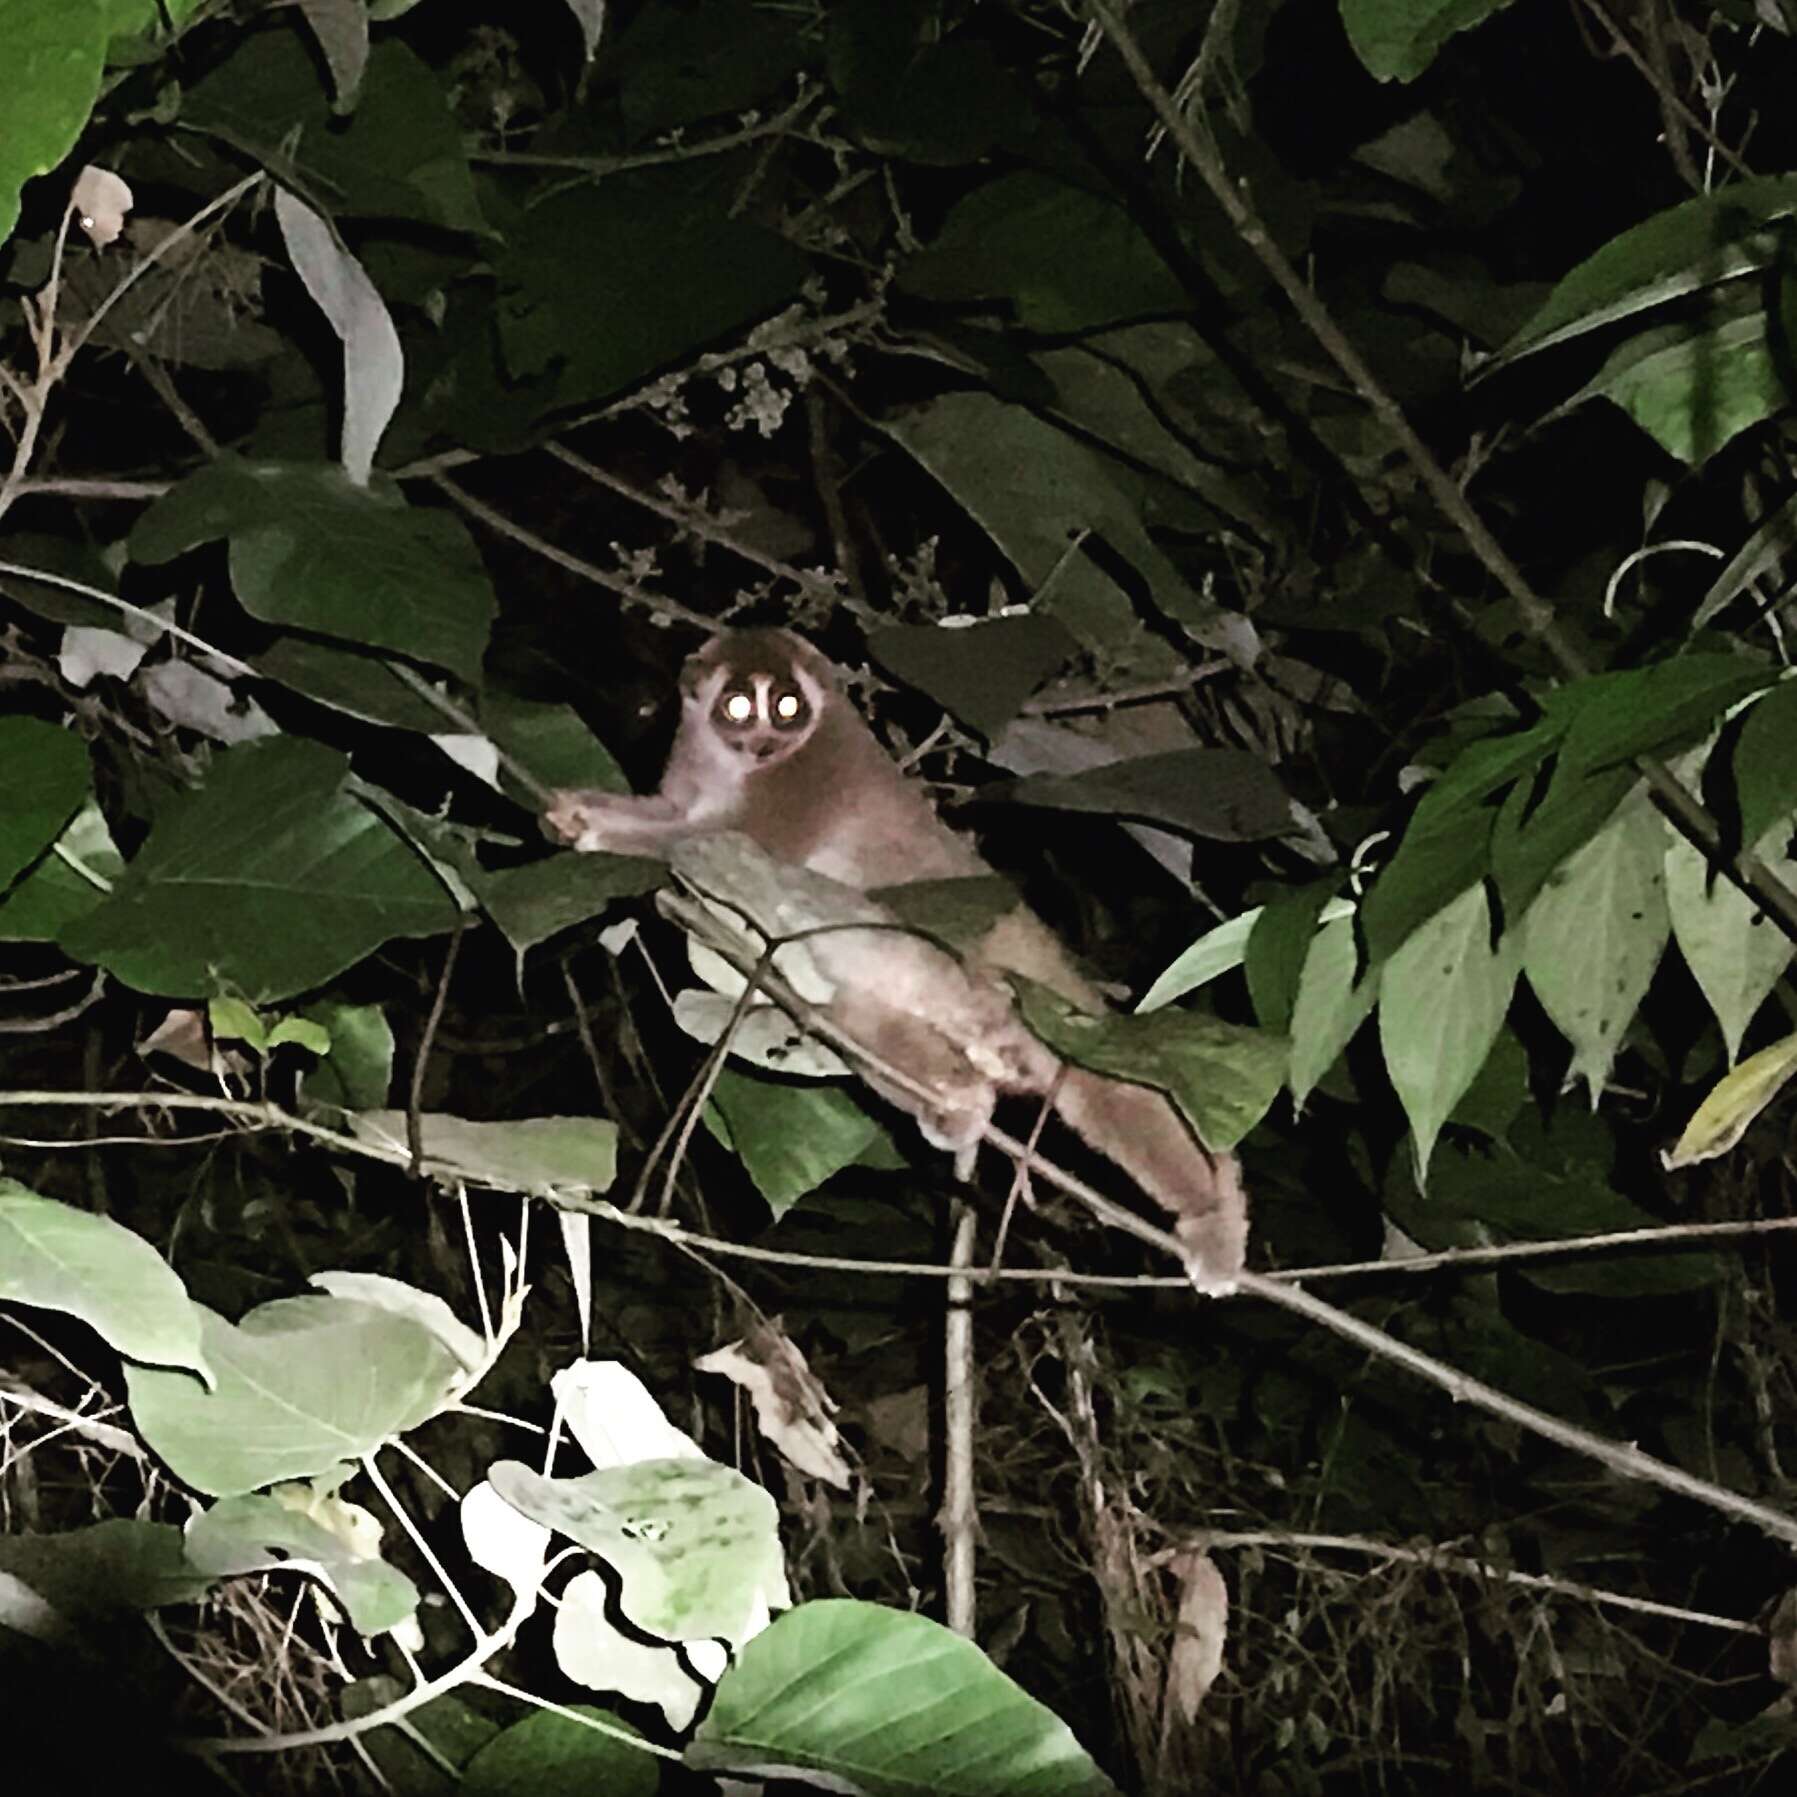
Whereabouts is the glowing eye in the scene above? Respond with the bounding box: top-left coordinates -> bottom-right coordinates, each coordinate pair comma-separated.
773,691 -> 804,722
720,691 -> 756,723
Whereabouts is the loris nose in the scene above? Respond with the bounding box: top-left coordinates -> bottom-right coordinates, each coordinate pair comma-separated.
748,740 -> 781,759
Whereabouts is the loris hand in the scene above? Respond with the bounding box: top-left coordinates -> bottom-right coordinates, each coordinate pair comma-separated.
543,788 -> 686,856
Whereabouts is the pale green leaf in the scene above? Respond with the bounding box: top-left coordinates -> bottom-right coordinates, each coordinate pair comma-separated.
0,1183 -> 207,1378
490,1458 -> 786,1642
1379,884 -> 1518,1182
1521,790 -> 1670,1100
1289,912 -> 1380,1108
125,1299 -> 464,1497
1666,818 -> 1797,1063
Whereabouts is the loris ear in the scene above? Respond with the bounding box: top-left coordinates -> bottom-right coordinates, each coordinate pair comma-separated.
679,637 -> 725,699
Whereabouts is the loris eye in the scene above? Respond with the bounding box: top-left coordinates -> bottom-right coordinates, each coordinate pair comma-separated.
720,691 -> 756,724
772,689 -> 805,723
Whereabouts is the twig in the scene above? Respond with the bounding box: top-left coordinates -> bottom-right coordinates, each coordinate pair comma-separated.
424,471 -> 717,631
544,441 -> 850,609
941,1201 -> 979,1638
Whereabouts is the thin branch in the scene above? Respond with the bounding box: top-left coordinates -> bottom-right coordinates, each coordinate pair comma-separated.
1192,1529 -> 1758,1635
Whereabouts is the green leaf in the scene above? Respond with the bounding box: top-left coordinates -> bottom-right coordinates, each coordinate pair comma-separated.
1730,679 -> 1797,847
1137,908 -> 1263,1012
478,691 -> 627,797
0,717 -> 89,891
1561,657 -> 1770,778
463,1708 -> 654,1797
253,636 -> 458,729
1665,816 -> 1797,1063
184,34 -> 486,232
1000,749 -> 1294,842
0,1183 -> 208,1378
1340,0 -> 1520,86
0,0 -> 109,247
690,1599 -> 1119,1796
1011,982 -> 1284,1151
0,801 -> 121,942
1378,883 -> 1518,1181
828,0 -> 1034,165
130,460 -> 496,684
615,0 -> 807,144
490,1457 -> 785,1641
186,1493 -> 419,1636
476,854 -> 666,957
706,1068 -> 881,1217
299,999 -> 394,1112
348,1111 -> 619,1194
1571,306 -> 1788,466
59,741 -> 459,1000
1393,1137 -> 1722,1295
901,173 -> 1185,326
1520,790 -> 1670,1099
888,392 -> 1256,660
1245,882 -> 1337,1032
0,1520 -> 212,1619
125,1299 -> 464,1497
1361,721 -> 1559,963
867,615 -> 1077,737
1489,762 -> 1640,923
208,994 -> 269,1050
1288,912 -> 1380,1108
1494,172 -> 1797,365
495,173 -> 808,411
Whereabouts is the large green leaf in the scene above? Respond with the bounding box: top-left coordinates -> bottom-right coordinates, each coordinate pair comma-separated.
130,460 -> 496,683
186,1494 -> 418,1636
0,0 -> 108,246
999,749 -> 1293,841
0,801 -> 121,942
615,0 -> 808,144
1520,790 -> 1670,1099
1494,172 -> 1797,365
888,392 -> 1258,662
1340,0 -> 1520,85
706,1068 -> 882,1217
490,1457 -> 786,1642
0,716 -> 88,890
0,1183 -> 207,1378
184,33 -> 486,231
901,173 -> 1184,325
1570,306 -> 1787,466
125,1298 -> 465,1497
867,615 -> 1076,737
495,172 -> 809,410
1378,882 -> 1518,1181
347,1111 -> 619,1193
0,1519 -> 212,1619
59,739 -> 460,1000
1012,982 -> 1284,1150
690,1599 -> 1119,1796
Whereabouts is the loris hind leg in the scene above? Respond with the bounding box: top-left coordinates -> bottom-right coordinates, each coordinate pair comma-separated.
1052,1068 -> 1248,1292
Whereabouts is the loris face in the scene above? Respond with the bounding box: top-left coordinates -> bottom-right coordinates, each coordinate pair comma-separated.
683,632 -> 824,770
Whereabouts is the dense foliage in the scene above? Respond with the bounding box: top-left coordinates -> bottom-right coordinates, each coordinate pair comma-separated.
4,1 -> 1797,1792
